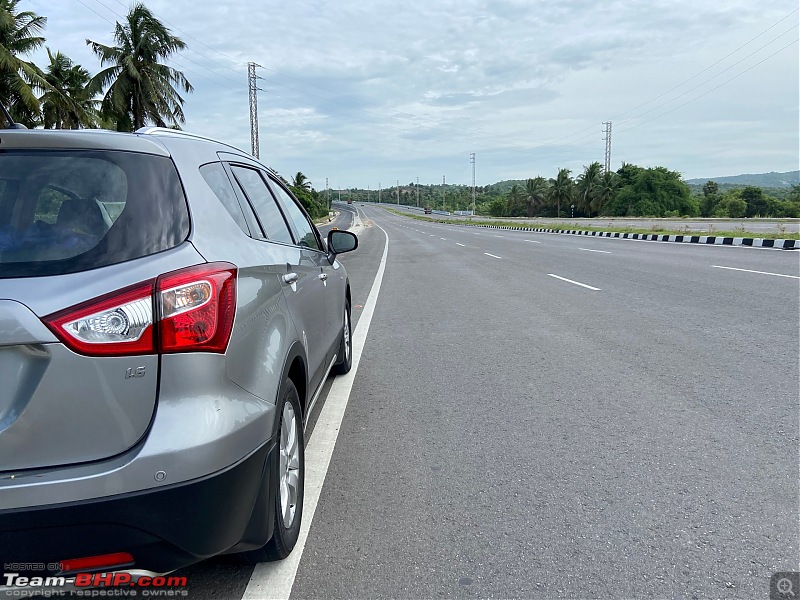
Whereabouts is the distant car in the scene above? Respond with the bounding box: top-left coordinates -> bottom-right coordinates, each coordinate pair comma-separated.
424,207 -> 432,214
0,126 -> 358,575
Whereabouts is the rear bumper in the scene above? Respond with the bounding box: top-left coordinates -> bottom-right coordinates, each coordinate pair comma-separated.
0,440 -> 274,574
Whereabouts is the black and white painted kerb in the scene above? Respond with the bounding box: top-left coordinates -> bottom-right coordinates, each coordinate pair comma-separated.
465,224 -> 800,249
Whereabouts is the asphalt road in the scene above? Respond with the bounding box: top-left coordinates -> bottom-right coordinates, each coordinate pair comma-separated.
184,203 -> 798,599
377,203 -> 800,234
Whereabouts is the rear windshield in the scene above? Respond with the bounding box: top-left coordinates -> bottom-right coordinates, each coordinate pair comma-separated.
0,150 -> 189,278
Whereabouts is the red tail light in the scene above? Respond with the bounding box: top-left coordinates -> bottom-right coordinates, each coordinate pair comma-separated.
44,263 -> 237,356
157,263 -> 237,353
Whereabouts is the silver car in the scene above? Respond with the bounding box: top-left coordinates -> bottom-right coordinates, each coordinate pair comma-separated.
0,127 -> 357,574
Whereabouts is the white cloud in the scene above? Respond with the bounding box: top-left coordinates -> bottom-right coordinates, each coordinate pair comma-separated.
24,0 -> 800,187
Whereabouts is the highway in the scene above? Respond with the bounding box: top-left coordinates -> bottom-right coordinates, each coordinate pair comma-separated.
178,203 -> 798,599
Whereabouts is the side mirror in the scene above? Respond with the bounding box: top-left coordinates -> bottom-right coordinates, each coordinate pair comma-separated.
327,229 -> 358,259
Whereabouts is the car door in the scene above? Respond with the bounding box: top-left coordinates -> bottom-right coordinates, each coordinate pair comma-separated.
228,165 -> 329,395
266,177 -> 343,367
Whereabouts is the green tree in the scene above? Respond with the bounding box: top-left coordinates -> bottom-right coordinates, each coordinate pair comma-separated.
86,2 -> 193,131
0,0 -> 47,126
592,170 -> 620,215
488,198 -> 507,217
291,171 -> 311,191
741,186 -> 767,217
603,167 -> 697,217
700,180 -> 720,217
506,184 -> 524,216
548,168 -> 573,219
524,176 -> 548,217
712,191 -> 747,218
40,49 -> 97,129
575,161 -> 602,217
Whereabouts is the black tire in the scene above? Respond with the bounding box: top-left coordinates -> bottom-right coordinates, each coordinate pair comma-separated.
332,299 -> 352,375
239,378 -> 305,563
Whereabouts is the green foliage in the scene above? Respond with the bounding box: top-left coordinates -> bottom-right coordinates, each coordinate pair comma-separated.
575,161 -> 602,217
603,166 -> 698,217
488,198 -> 507,217
0,0 -> 47,126
524,176 -> 548,217
740,186 -> 768,217
86,2 -> 192,130
40,49 -> 97,128
291,186 -> 328,220
291,172 -> 311,191
548,168 -> 573,219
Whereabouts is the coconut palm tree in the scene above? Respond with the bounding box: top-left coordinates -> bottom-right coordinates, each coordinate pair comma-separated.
575,161 -> 602,217
593,170 -> 620,215
86,2 -> 192,131
40,49 -> 97,129
0,0 -> 47,126
524,176 -> 548,217
291,172 -> 311,191
506,184 -> 524,216
548,168 -> 573,219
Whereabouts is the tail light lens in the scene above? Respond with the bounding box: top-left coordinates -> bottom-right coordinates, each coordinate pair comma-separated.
157,264 -> 236,353
45,282 -> 155,356
44,263 -> 237,356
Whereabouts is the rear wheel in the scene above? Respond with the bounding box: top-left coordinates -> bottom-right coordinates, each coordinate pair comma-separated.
332,300 -> 352,375
239,378 -> 304,562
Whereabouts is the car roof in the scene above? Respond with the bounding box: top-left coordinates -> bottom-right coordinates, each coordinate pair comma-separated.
0,128 -> 172,156
0,127 -> 280,177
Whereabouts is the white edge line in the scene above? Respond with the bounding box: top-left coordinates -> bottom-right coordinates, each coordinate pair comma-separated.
711,265 -> 800,279
579,248 -> 611,254
243,221 -> 390,600
547,273 -> 601,290
484,253 -> 502,259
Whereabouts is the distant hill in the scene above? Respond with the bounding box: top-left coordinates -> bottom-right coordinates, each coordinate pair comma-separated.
685,171 -> 799,188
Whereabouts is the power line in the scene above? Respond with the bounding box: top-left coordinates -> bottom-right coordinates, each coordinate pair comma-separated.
613,8 -> 799,121
616,23 -> 799,128
616,37 -> 799,135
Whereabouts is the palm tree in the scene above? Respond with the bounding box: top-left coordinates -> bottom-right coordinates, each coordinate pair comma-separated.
575,161 -> 602,217
524,176 -> 548,217
86,2 -> 192,131
593,171 -> 620,215
548,168 -> 573,219
291,172 -> 311,191
506,184 -> 524,216
0,0 -> 47,126
40,49 -> 97,129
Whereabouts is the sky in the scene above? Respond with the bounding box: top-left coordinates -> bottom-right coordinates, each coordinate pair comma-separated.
27,0 -> 800,191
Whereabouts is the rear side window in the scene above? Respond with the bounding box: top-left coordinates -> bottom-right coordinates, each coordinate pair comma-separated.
230,166 -> 294,245
199,162 -> 250,235
0,150 -> 189,278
